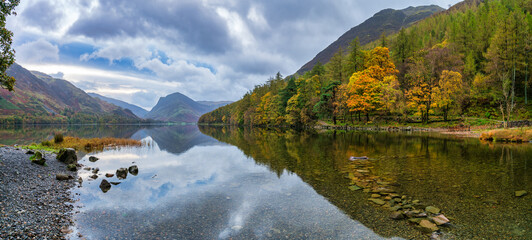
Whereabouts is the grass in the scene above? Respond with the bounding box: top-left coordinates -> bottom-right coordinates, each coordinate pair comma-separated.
21,136 -> 142,153
479,127 -> 532,143
55,136 -> 142,152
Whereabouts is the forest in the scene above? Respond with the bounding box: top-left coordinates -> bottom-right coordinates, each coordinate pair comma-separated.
199,0 -> 532,128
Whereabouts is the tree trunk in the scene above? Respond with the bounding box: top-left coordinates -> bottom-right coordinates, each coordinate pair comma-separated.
366,112 -> 370,122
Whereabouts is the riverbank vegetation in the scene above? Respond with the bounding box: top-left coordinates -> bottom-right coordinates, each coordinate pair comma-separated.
200,0 -> 531,128
479,127 -> 532,142
22,135 -> 142,152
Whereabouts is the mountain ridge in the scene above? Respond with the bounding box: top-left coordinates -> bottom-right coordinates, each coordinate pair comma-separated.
296,5 -> 444,75
145,92 -> 231,123
0,64 -> 139,124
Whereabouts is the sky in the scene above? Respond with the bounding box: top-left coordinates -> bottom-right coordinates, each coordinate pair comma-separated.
7,0 -> 461,110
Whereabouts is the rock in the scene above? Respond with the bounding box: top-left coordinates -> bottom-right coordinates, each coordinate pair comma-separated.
30,151 -> 46,165
128,165 -> 139,176
89,174 -> 98,179
116,168 -> 128,179
426,206 -> 441,214
412,200 -> 420,204
83,167 -> 91,171
25,150 -> 35,155
92,168 -> 99,174
349,185 -> 362,191
389,206 -> 402,211
371,194 -> 381,198
408,218 -> 422,224
515,190 -> 527,197
56,174 -> 72,180
67,164 -> 77,171
56,148 -> 77,164
88,156 -> 99,162
419,219 -> 439,232
384,196 -> 392,200
99,179 -> 111,193
390,211 -> 405,220
432,214 -> 450,225
105,173 -> 114,178
110,182 -> 121,185
368,198 -> 386,205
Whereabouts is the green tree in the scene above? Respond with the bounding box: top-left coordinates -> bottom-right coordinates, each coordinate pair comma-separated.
344,38 -> 364,82
0,0 -> 19,91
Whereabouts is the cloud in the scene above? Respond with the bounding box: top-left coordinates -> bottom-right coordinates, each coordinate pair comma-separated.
20,1 -> 65,31
9,0 -> 463,108
15,39 -> 60,64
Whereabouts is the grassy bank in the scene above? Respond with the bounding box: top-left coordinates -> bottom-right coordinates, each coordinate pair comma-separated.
479,127 -> 532,143
22,135 -> 142,153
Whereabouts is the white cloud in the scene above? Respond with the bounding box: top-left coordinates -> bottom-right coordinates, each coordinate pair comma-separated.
15,39 -> 60,64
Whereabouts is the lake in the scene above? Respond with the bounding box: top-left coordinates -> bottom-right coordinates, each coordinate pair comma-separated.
1,125 -> 530,239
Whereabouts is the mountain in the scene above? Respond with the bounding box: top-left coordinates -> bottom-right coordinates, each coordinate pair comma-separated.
0,63 -> 139,123
145,92 -> 231,123
88,93 -> 149,118
296,5 -> 444,75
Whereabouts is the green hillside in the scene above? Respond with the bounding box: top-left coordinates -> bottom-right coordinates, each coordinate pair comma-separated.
200,0 -> 531,127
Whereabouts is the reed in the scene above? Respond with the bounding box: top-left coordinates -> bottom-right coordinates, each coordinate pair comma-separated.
479,127 -> 532,143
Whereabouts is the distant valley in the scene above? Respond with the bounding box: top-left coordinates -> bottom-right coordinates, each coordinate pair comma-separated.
0,64 -> 231,124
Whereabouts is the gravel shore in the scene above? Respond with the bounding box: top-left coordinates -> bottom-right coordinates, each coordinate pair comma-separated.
0,146 -> 77,239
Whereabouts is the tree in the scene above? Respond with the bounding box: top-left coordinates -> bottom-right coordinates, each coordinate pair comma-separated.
327,48 -> 343,83
347,47 -> 398,122
314,80 -> 341,124
432,70 -> 464,121
344,38 -> 364,82
0,0 -> 19,91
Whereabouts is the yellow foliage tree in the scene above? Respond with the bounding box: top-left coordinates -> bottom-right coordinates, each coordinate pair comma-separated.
346,47 -> 398,122
431,70 -> 463,121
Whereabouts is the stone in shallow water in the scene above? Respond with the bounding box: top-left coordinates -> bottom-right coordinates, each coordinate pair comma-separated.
426,206 -> 440,214
129,165 -> 139,176
371,194 -> 381,198
99,179 -> 111,193
432,214 -> 450,225
368,198 -> 386,205
105,173 -> 114,178
348,185 -> 362,191
116,168 -> 128,179
419,219 -> 439,232
89,156 -> 99,162
515,190 -> 527,197
390,211 -> 405,220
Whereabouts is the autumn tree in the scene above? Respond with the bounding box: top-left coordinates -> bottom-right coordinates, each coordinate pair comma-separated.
431,70 -> 464,121
347,47 -> 398,122
0,0 -> 19,91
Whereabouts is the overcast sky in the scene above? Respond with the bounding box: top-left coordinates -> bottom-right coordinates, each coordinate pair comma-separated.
7,0 -> 461,110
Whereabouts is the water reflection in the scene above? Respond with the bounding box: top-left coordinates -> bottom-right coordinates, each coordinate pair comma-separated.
199,126 -> 532,239
72,127 -> 389,239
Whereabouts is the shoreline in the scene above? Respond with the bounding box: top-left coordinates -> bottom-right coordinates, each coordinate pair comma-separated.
0,146 -> 77,239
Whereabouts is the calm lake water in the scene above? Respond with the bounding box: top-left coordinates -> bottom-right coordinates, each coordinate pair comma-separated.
1,125 -> 531,239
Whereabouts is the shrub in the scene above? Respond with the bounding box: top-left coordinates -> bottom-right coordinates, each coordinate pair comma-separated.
41,140 -> 52,146
54,133 -> 64,143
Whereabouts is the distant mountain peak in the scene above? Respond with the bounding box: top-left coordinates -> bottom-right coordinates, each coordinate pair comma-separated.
145,92 -> 231,123
295,5 -> 444,75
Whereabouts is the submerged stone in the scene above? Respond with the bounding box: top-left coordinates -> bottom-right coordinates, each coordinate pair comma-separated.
432,214 -> 450,225
515,190 -> 527,197
369,198 -> 386,205
348,185 -> 362,191
419,219 -> 439,232
371,194 -> 381,198
390,211 -> 405,220
426,206 -> 441,214
89,156 -> 99,162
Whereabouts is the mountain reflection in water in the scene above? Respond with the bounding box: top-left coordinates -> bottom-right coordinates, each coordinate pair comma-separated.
72,125 -> 393,240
